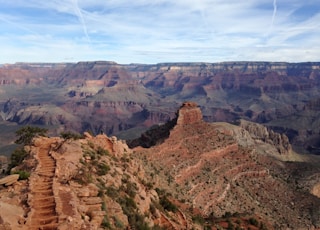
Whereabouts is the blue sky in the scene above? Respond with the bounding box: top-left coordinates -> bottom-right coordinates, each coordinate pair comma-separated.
0,0 -> 319,64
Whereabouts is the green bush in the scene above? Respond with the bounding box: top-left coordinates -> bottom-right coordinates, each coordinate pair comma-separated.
125,181 -> 137,198
248,217 -> 259,227
223,211 -> 233,218
97,147 -> 109,156
13,170 -> 31,180
101,215 -> 111,228
106,186 -> 119,199
97,163 -> 110,176
192,214 -> 205,225
159,195 -> 177,212
15,126 -> 48,145
227,219 -> 235,230
60,131 -> 82,140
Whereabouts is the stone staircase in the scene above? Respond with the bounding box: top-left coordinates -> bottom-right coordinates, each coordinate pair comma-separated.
27,140 -> 59,230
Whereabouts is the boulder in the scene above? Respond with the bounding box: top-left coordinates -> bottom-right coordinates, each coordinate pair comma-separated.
0,174 -> 19,186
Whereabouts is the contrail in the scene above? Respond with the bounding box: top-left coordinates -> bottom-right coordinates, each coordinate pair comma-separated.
271,0 -> 277,28
72,0 -> 90,43
0,16 -> 37,35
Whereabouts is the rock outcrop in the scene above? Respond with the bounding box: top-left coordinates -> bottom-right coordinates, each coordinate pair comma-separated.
239,119 -> 292,155
135,103 -> 320,229
0,174 -> 19,186
127,101 -> 204,148
176,101 -> 203,125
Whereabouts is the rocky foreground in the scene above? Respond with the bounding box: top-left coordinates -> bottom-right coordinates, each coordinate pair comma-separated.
1,103 -> 320,229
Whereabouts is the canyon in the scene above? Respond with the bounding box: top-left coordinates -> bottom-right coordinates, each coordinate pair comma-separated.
1,61 -> 320,156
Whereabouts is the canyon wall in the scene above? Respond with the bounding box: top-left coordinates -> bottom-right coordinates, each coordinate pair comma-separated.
1,61 -> 320,153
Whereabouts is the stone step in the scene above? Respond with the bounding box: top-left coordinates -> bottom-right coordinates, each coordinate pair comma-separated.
37,216 -> 58,225
37,167 -> 55,172
39,162 -> 54,165
40,166 -> 55,169
34,183 -> 53,188
30,224 -> 59,230
33,185 -> 53,191
39,178 -> 54,183
35,203 -> 56,209
39,158 -> 54,161
39,163 -> 55,167
33,191 -> 54,196
37,209 -> 57,216
33,196 -> 55,203
38,173 -> 55,177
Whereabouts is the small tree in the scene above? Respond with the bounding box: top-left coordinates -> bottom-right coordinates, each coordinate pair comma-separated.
15,126 -> 48,145
60,131 -> 82,140
8,147 -> 28,170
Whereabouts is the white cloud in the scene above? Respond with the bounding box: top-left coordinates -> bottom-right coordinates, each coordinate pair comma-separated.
0,0 -> 319,63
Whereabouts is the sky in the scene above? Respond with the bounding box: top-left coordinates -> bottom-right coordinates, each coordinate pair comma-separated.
0,0 -> 319,64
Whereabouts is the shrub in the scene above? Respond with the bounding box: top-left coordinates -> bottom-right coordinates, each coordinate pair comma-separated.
13,170 -> 31,180
88,141 -> 95,149
223,211 -> 233,218
227,219 -> 234,230
8,148 -> 28,171
106,186 -> 119,199
60,131 -> 82,140
159,195 -> 177,212
192,214 -> 205,225
97,162 -> 110,176
15,126 -> 48,145
113,216 -> 124,228
125,181 -> 137,198
101,215 -> 111,228
97,147 -> 109,156
101,202 -> 107,211
248,217 -> 259,227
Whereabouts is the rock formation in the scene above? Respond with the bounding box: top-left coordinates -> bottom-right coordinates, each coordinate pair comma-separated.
0,174 -> 19,186
176,101 -> 203,125
131,103 -> 320,229
239,119 -> 292,155
1,61 -> 320,154
1,103 -> 320,229
127,101 -> 204,148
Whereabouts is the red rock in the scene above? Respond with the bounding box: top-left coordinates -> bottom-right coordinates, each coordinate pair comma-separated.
177,102 -> 203,125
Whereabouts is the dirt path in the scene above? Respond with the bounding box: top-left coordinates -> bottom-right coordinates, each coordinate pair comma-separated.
27,140 -> 58,230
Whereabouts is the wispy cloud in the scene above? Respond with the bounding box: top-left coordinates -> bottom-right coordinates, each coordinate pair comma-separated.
271,0 -> 277,31
0,0 -> 319,63
71,0 -> 90,43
